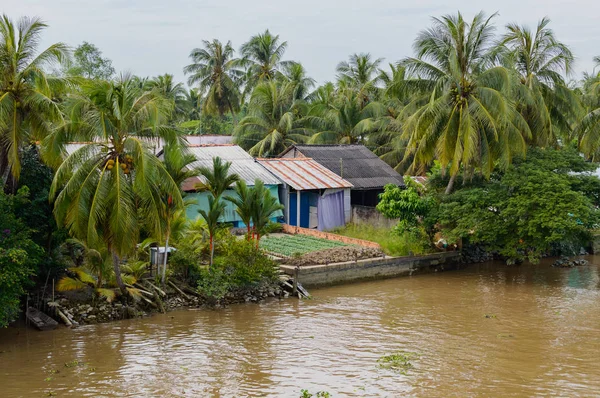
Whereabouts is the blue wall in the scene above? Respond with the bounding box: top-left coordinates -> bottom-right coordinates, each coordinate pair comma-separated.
185,185 -> 283,227
288,191 -> 319,228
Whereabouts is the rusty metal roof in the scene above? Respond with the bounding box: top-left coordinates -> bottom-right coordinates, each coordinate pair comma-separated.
257,158 -> 353,191
281,144 -> 405,189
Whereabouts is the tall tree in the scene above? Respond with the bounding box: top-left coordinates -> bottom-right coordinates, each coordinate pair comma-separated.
401,11 -> 530,193
147,74 -> 188,122
281,62 -> 316,101
0,15 -> 70,184
67,41 -> 115,80
155,143 -> 198,286
576,56 -> 600,159
49,75 -> 183,295
184,39 -> 243,120
235,81 -> 310,156
336,53 -> 383,108
499,17 -> 581,146
240,30 -> 290,89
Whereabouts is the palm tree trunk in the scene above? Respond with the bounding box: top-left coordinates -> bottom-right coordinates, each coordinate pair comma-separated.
445,174 -> 458,195
112,252 -> 127,296
246,224 -> 251,241
209,234 -> 214,268
227,99 -> 237,126
161,233 -> 170,288
256,232 -> 260,249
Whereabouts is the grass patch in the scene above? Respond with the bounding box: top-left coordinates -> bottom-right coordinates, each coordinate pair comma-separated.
333,224 -> 430,257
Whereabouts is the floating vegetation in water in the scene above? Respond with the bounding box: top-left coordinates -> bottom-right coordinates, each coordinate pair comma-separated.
44,377 -> 53,382
64,360 -> 83,368
46,369 -> 60,375
484,314 -> 497,319
300,390 -> 331,398
497,333 -> 514,339
377,352 -> 420,375
45,392 -> 56,397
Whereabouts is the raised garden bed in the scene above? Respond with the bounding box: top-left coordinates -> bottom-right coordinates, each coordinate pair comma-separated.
259,234 -> 348,257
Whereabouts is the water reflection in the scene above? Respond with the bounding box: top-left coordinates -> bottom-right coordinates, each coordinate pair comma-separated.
1,257 -> 600,397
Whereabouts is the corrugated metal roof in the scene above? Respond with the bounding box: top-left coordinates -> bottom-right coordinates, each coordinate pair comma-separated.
281,144 -> 405,189
183,145 -> 281,190
257,158 -> 353,190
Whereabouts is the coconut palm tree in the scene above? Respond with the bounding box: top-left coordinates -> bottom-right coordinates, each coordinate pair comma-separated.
224,180 -> 254,240
498,17 -> 581,146
234,80 -> 310,156
184,39 -> 243,121
0,15 -> 70,185
196,156 -> 240,198
146,74 -> 188,122
155,143 -> 199,286
198,194 -> 226,267
281,62 -> 316,101
240,30 -> 290,89
576,57 -> 600,159
49,75 -> 183,296
336,53 -> 383,108
307,89 -> 385,144
401,11 -> 530,194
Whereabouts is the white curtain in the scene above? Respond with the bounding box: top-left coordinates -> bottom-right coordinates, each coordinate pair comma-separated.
317,190 -> 345,231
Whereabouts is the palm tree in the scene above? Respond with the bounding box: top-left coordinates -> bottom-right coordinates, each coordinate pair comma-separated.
251,179 -> 284,244
196,156 -> 240,198
307,89 -> 385,144
146,74 -> 188,122
336,53 -> 383,108
240,30 -> 290,89
198,194 -> 226,267
184,39 -> 243,121
234,81 -> 310,156
576,57 -> 600,159
281,62 -> 316,101
49,75 -> 183,295
401,11 -> 530,193
0,15 -> 70,185
224,180 -> 254,240
499,17 -> 581,146
156,143 -> 199,286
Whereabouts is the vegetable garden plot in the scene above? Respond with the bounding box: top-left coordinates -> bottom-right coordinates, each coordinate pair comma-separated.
259,234 -> 348,257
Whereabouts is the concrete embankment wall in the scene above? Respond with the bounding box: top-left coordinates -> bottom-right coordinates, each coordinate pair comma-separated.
280,251 -> 461,288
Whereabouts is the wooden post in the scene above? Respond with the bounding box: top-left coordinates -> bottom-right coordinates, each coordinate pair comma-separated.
293,266 -> 299,295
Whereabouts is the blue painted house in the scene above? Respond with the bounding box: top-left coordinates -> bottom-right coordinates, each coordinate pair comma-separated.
181,145 -> 283,227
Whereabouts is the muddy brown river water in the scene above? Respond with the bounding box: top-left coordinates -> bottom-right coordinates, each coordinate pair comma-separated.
1,257 -> 600,397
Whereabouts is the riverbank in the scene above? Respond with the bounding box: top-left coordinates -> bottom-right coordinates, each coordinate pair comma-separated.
280,251 -> 461,288
34,279 -> 286,327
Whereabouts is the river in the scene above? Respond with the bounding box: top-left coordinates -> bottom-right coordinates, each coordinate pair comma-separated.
1,257 -> 600,397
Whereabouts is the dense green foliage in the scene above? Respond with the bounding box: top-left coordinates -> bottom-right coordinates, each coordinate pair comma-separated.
66,41 -> 115,80
0,188 -> 41,326
197,239 -> 278,301
435,147 -> 599,263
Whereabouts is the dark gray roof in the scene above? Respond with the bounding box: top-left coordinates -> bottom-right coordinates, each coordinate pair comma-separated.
281,144 -> 405,189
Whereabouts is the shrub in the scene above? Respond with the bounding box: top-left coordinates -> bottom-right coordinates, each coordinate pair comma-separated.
197,239 -> 278,302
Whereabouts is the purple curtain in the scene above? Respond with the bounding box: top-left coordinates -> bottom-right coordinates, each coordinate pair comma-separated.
317,191 -> 345,231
